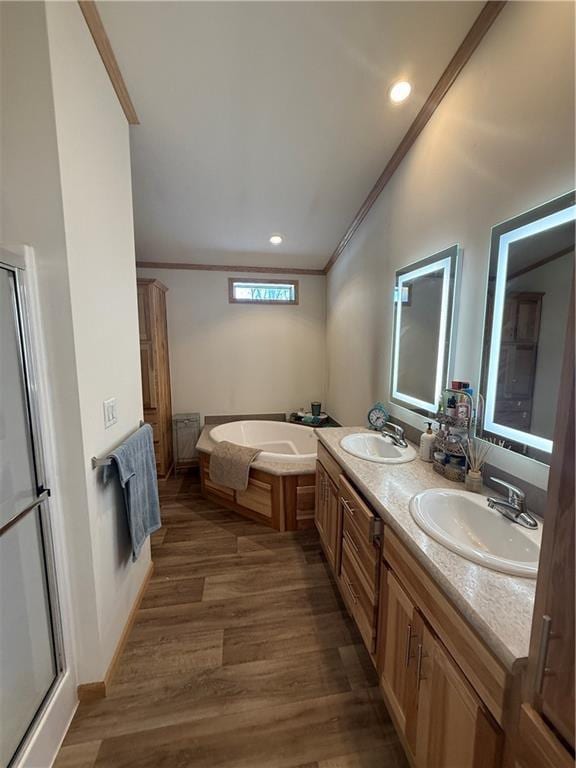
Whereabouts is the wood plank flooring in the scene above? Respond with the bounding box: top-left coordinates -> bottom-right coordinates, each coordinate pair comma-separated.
54,474 -> 407,768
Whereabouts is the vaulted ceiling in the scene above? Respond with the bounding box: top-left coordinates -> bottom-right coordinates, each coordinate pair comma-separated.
99,1 -> 484,269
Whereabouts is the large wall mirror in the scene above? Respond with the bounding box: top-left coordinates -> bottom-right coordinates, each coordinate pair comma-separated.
390,245 -> 461,415
479,192 -> 575,464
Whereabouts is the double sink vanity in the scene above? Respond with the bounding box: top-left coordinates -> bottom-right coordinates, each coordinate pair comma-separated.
314,426 -> 540,768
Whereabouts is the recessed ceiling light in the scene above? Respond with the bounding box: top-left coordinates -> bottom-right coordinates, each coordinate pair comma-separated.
389,80 -> 412,104
269,234 -> 283,245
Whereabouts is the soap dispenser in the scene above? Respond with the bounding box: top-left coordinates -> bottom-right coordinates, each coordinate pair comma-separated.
419,422 -> 435,462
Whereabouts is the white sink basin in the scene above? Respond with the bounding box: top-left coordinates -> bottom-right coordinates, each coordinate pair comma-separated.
410,489 -> 540,578
340,433 -> 417,464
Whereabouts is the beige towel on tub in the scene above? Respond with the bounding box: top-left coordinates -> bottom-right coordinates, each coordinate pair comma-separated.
209,440 -> 262,492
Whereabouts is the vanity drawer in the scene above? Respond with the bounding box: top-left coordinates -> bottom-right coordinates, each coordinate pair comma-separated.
339,475 -> 383,544
340,536 -> 379,653
342,513 -> 379,587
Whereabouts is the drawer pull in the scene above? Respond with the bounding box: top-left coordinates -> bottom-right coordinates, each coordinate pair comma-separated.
343,529 -> 360,554
404,623 -> 414,668
343,574 -> 358,604
341,497 -> 355,516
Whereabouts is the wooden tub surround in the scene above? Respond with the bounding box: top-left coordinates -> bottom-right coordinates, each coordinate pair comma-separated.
198,452 -> 315,531
196,425 -> 317,532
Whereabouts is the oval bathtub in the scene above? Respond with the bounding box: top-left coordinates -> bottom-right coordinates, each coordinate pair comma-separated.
210,420 -> 317,462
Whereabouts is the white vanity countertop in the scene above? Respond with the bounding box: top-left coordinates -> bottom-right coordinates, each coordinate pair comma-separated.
196,426 -> 316,476
316,426 -> 537,671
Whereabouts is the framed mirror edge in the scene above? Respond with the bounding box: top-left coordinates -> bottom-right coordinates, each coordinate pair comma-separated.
478,189 -> 576,465
389,243 -> 462,418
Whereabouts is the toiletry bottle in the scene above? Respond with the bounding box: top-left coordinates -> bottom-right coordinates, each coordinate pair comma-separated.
420,422 -> 435,462
446,395 -> 457,417
456,396 -> 470,420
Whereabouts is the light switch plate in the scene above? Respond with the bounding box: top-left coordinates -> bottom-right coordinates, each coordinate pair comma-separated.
103,398 -> 117,429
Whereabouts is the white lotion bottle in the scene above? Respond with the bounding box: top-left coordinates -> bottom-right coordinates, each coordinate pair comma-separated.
419,422 -> 435,462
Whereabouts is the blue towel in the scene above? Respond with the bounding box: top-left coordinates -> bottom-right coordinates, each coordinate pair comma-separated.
104,423 -> 161,561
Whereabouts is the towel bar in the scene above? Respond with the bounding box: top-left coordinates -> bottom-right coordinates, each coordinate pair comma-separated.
91,421 -> 145,469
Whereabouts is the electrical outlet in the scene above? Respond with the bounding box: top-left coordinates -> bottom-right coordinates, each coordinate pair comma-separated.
103,398 -> 117,429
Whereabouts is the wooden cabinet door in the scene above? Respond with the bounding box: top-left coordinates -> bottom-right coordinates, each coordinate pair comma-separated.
412,620 -> 501,768
501,295 -> 518,342
525,286 -> 574,748
324,476 -> 340,571
515,704 -> 574,768
137,283 -> 152,342
503,344 -> 538,399
314,462 -> 328,542
315,462 -> 340,571
380,569 -> 418,736
502,292 -> 542,343
140,342 -> 157,410
515,295 -> 542,342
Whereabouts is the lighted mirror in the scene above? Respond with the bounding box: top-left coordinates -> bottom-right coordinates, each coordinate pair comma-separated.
390,245 -> 461,415
479,192 -> 575,463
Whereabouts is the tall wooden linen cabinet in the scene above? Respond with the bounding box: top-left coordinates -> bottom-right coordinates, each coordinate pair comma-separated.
515,286 -> 574,768
137,279 -> 174,479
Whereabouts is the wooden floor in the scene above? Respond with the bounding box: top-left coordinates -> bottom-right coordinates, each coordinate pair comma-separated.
55,474 -> 407,768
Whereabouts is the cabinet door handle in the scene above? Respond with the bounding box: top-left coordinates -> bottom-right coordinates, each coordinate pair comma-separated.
343,529 -> 360,555
343,574 -> 358,604
535,614 -> 553,694
341,497 -> 355,516
404,623 -> 414,668
416,642 -> 424,689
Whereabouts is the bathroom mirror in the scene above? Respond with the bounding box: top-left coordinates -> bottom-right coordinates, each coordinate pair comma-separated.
479,192 -> 575,463
390,245 -> 461,415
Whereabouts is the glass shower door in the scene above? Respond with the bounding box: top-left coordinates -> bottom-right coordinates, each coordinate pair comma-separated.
0,261 -> 63,767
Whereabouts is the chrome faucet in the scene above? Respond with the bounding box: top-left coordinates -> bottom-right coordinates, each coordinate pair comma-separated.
487,478 -> 538,530
381,421 -> 408,448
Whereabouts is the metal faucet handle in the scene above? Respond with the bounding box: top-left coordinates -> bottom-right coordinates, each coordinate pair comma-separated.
489,477 -> 525,504
383,421 -> 404,436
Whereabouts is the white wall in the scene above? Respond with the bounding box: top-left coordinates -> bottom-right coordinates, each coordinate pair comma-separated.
326,1 -> 575,489
137,269 -> 326,420
45,1 -> 148,678
2,0 -> 148,722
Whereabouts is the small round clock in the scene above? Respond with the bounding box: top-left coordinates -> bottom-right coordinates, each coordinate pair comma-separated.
367,402 -> 389,430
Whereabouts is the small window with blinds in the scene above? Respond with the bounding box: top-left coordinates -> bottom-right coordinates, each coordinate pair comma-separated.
228,278 -> 299,305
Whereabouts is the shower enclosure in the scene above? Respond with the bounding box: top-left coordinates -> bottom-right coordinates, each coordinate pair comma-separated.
0,250 -> 64,767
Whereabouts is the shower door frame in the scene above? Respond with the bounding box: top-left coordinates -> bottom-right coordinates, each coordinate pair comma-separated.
0,247 -> 67,768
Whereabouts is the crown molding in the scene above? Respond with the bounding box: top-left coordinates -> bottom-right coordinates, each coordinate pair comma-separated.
136,261 -> 326,276
78,1 -> 139,125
